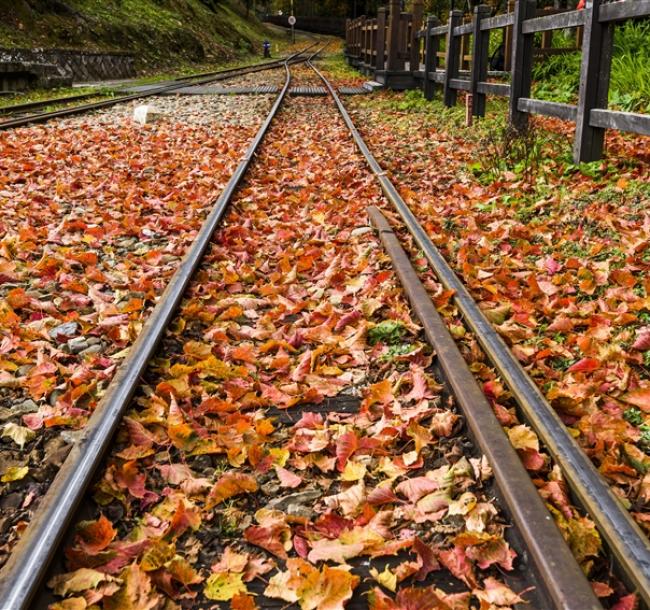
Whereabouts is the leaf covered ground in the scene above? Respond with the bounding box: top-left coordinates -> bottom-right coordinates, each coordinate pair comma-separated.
47,72 -> 545,610
336,72 -> 649,605
0,87 -> 279,565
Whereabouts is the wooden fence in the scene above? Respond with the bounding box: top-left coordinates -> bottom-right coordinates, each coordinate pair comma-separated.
345,0 -> 650,162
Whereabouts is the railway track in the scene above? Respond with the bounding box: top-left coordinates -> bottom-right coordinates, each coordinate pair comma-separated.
307,61 -> 650,608
0,48 -> 316,130
0,51 -> 646,610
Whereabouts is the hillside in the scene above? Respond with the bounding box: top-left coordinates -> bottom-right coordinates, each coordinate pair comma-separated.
2,0 -> 281,70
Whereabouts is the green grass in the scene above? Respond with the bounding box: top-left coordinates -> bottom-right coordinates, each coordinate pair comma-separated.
0,0 -> 292,71
532,20 -> 650,112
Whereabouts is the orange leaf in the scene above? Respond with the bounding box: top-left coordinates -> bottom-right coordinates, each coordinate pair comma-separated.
206,472 -> 258,509
75,514 -> 116,555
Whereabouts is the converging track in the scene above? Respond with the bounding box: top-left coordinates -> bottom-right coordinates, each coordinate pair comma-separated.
0,48 -> 316,130
0,52 -> 647,610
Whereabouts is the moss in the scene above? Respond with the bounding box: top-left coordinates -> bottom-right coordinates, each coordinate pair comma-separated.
0,0 -> 293,71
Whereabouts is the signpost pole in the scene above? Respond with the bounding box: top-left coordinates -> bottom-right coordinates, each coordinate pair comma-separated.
288,14 -> 296,44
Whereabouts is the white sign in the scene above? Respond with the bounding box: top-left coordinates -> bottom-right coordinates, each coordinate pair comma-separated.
288,15 -> 296,25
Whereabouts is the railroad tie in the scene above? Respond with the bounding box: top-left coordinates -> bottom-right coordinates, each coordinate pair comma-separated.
289,86 -> 328,96
163,85 -> 281,95
338,86 -> 371,95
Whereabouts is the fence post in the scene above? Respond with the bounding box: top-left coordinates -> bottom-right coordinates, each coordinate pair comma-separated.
345,19 -> 350,57
387,0 -> 402,71
410,0 -> 424,73
376,7 -> 387,73
573,0 -> 614,162
443,10 -> 463,107
360,15 -> 368,71
509,0 -> 536,130
504,0 -> 516,71
423,15 -> 439,101
471,4 -> 491,117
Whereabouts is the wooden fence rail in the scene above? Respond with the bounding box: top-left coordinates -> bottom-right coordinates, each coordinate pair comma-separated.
345,0 -> 650,162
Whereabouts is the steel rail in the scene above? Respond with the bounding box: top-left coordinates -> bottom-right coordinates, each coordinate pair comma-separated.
0,91 -> 100,116
309,60 -> 650,606
0,45 -> 317,130
0,52 -> 299,610
367,205 -> 600,610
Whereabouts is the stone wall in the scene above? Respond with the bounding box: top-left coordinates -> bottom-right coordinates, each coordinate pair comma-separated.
0,48 -> 136,86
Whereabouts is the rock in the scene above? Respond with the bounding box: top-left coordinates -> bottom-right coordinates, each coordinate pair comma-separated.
133,105 -> 163,126
79,344 -> 102,356
0,493 -> 23,510
266,490 -> 321,518
0,516 -> 11,536
61,430 -> 84,445
190,455 -> 212,472
48,321 -> 79,341
13,400 -> 38,415
66,336 -> 89,354
16,364 -> 33,377
44,437 -> 70,468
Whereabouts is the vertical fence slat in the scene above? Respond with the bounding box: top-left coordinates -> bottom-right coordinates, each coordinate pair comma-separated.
471,4 -> 492,117
411,0 -> 424,72
423,16 -> 440,101
376,7 -> 387,73
444,10 -> 463,107
387,0 -> 402,71
504,0 -> 516,71
573,0 -> 614,162
509,0 -> 536,129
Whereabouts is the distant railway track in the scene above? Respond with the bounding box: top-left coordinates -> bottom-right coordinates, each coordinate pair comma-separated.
0,47 -> 316,130
0,50 -> 647,610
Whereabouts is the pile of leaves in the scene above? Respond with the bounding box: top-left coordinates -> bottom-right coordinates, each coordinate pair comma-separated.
48,88 -> 535,610
0,94 -> 274,563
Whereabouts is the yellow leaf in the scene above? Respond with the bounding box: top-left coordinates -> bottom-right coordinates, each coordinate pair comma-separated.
204,571 -> 247,601
269,448 -> 290,467
1,423 -> 36,449
340,461 -> 367,482
507,425 -> 539,452
206,472 -> 258,509
369,566 -> 397,592
49,598 -> 87,610
47,568 -> 114,596
1,465 -> 28,482
448,492 -> 477,516
265,559 -> 359,610
140,540 -> 175,571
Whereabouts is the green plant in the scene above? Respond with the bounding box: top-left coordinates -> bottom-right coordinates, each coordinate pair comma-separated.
478,121 -> 546,184
368,320 -> 408,345
624,408 -> 644,426
381,343 -> 415,361
531,20 -> 650,111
